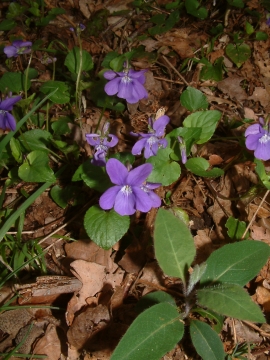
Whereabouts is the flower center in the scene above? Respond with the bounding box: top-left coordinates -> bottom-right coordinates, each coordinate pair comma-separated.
121,185 -> 132,195
259,134 -> 270,144
147,136 -> 158,147
122,74 -> 132,84
95,144 -> 108,152
0,110 -> 7,114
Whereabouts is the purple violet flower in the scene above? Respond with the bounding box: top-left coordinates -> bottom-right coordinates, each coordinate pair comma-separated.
140,182 -> 162,208
178,136 -> 187,164
131,115 -> 170,159
104,68 -> 148,104
86,122 -> 118,166
245,117 -> 270,161
4,40 -> 32,58
0,95 -> 21,131
99,158 -> 160,216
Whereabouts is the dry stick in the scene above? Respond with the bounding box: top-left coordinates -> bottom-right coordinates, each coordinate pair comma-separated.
241,190 -> 270,239
161,55 -> 190,87
154,76 -> 184,84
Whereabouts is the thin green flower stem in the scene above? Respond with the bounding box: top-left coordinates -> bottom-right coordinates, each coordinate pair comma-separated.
24,53 -> 32,100
46,100 -> 50,131
241,189 -> 270,239
1,354 -> 46,359
75,33 -> 83,123
52,58 -> 56,80
0,165 -> 67,242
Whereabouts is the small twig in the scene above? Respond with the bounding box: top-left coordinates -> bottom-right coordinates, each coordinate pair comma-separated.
161,55 -> 190,86
153,76 -> 184,84
241,190 -> 270,239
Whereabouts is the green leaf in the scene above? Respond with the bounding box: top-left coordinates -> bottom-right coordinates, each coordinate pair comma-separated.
84,206 -> 130,249
135,291 -> 176,314
199,57 -> 224,82
50,185 -> 84,208
255,31 -> 268,41
190,320 -> 225,360
185,158 -> 224,178
0,19 -> 17,30
77,162 -> 111,192
154,208 -> 196,281
18,151 -> 56,182
180,86 -> 208,111
192,308 -> 224,333
110,151 -> 135,165
18,129 -> 52,152
227,0 -> 244,7
197,284 -> 265,323
146,148 -> 181,186
10,138 -> 22,163
64,46 -> 94,74
183,110 -> 221,144
225,43 -> 251,67
51,117 -> 71,135
111,303 -> 184,360
0,72 -> 30,94
166,127 -> 202,160
245,21 -> 254,35
185,0 -> 208,19
255,159 -> 270,189
187,263 -> 207,295
101,51 -> 119,68
200,240 -> 270,287
40,81 -> 70,104
225,216 -> 247,240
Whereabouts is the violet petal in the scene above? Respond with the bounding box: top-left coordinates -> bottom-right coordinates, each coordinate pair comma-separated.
106,158 -> 128,185
114,188 -> 136,215
127,163 -> 152,186
99,186 -> 121,210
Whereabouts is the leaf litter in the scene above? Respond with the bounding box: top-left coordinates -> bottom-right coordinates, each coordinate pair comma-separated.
1,0 -> 270,359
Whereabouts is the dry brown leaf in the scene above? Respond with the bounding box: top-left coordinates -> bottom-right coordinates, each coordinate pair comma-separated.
248,87 -> 270,107
194,230 -> 213,263
250,225 -> 270,243
217,75 -> 247,100
256,285 -> 270,313
156,28 -> 208,59
68,260 -> 106,316
33,324 -> 61,360
67,305 -> 110,350
65,240 -> 116,271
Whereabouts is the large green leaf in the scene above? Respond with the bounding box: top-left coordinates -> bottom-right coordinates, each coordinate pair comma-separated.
18,129 -> 52,152
154,208 -> 196,281
190,320 -> 225,360
84,206 -> 130,249
146,148 -> 181,186
18,151 -> 56,182
0,72 -> 30,93
197,284 -> 265,323
183,110 -> 221,144
135,291 -> 176,314
72,161 -> 111,192
40,81 -> 70,104
111,302 -> 184,360
225,43 -> 251,68
180,86 -> 208,111
64,46 -> 94,74
200,240 -> 270,286
185,158 -> 224,178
